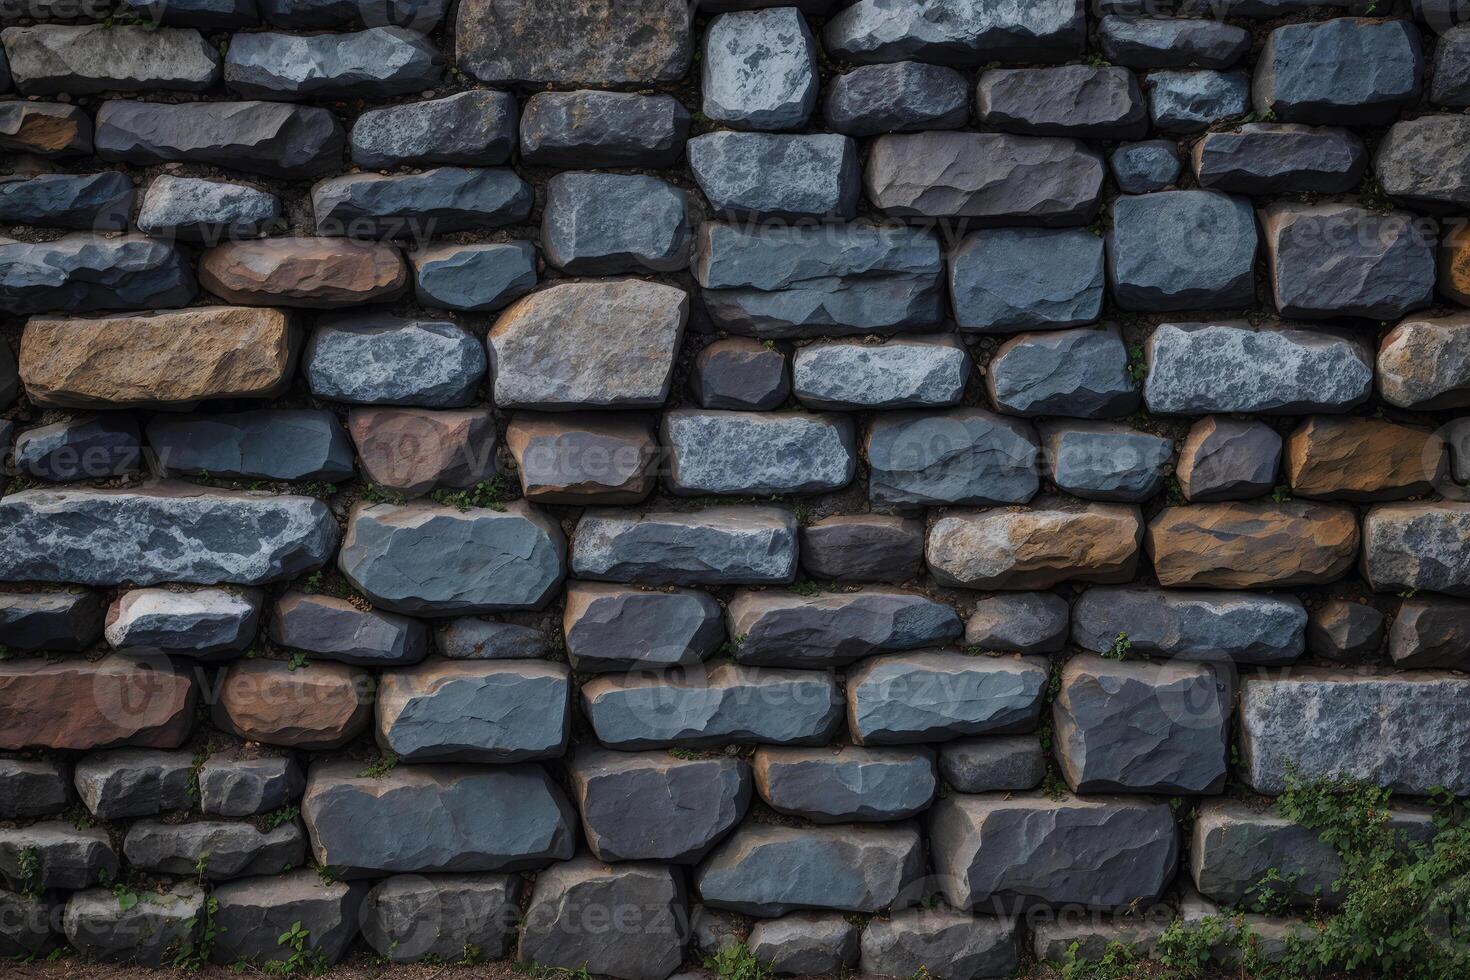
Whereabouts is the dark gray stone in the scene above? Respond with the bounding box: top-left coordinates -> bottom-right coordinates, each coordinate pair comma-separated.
105,587 -> 262,659
564,582 -> 725,673
435,619 -> 548,660
1306,599 -> 1385,662
728,588 -> 962,668
663,411 -> 856,497
1107,190 -> 1257,312
520,856 -> 687,980
351,91 -> 516,168
312,167 -> 531,239
866,408 -> 1041,508
1074,586 -> 1306,666
703,7 -> 818,131
1039,420 -> 1172,503
270,592 -> 431,667
137,176 -> 283,244
1099,15 -> 1250,68
96,100 -> 345,180
937,735 -> 1045,793
986,325 -> 1139,419
1146,70 -> 1249,132
123,819 -> 305,880
0,352 -> 15,410
801,515 -> 925,584
847,651 -> 1050,745
0,759 -> 69,819
1240,669 -> 1470,795
824,61 -> 970,136
1144,322 -> 1374,415
1031,918 -> 1167,965
1254,18 -> 1422,125
339,501 -> 565,615
303,762 -> 576,874
689,132 -> 859,220
0,485 -> 337,587
198,755 -> 304,818
210,871 -> 365,966
363,874 -> 521,964
929,793 -> 1178,911
305,315 -> 485,408
543,172 -> 689,274
63,885 -> 204,967
375,659 -> 570,763
520,90 -> 690,168
694,222 -> 944,338
1389,596 -> 1470,668
259,0 -> 447,30
860,908 -> 1019,980
823,0 -> 1084,65
751,913 -> 860,976
691,337 -> 790,411
572,506 -> 798,586
225,27 -> 442,99
696,823 -> 924,916
583,665 -> 843,750
1362,503 -> 1470,597
0,234 -> 194,316
965,593 -> 1069,655
1192,124 -> 1366,194
3,24 -> 219,95
0,823 -> 117,892
412,241 -> 536,313
15,415 -> 140,482
950,227 -> 1104,332
691,905 -> 743,957
1432,25 -> 1470,105
0,889 -> 53,959
793,336 -> 969,410
977,65 -> 1146,139
0,172 -> 132,231
866,132 -> 1104,225
73,748 -> 193,820
754,746 -> 936,823
0,590 -> 103,652
1262,203 -> 1435,320
122,0 -> 257,28
1108,140 -> 1182,194
571,747 -> 750,864
149,410 -> 355,483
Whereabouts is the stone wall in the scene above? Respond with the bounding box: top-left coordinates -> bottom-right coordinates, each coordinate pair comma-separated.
0,0 -> 1469,975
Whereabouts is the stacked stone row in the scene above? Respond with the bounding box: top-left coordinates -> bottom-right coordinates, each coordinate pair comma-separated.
1,0 -> 1470,977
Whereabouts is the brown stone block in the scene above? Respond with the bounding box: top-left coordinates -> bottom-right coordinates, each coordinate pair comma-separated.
0,656 -> 195,751
505,413 -> 657,505
200,237 -> 407,309
348,407 -> 498,498
1285,415 -> 1444,502
212,659 -> 372,750
1147,501 -> 1359,588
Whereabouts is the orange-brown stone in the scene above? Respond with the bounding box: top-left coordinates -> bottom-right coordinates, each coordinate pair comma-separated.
1147,501 -> 1359,588
348,407 -> 498,498
1285,415 -> 1444,501
505,413 -> 658,505
0,656 -> 195,750
926,503 -> 1144,590
199,237 -> 408,308
0,102 -> 91,155
212,659 -> 372,750
1439,222 -> 1470,306
20,307 -> 297,409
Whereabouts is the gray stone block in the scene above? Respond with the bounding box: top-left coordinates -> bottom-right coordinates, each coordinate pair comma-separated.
1378,114 -> 1470,211
1107,190 -> 1257,312
977,65 -> 1146,139
73,748 -> 193,820
412,241 -> 536,313
0,759 -> 69,819
801,515 -> 925,584
1073,586 -> 1306,665
572,506 -> 798,586
362,874 -> 521,964
754,746 -> 936,823
506,413 -> 656,506
96,100 -> 344,179
728,587 -> 962,668
1175,416 -> 1282,502
0,172 -> 132,231
937,736 -> 1045,793
1362,503 -> 1470,597
1109,140 -> 1182,194
1306,598 -> 1385,662
796,336 -> 968,412
198,755 -> 304,818
123,819 -> 304,880
1389,596 -> 1470,668
3,24 -> 219,95
847,651 -> 1049,745
520,90 -> 690,168
63,885 -> 203,966
0,234 -> 194,315
703,7 -> 818,131
1254,18 -> 1422,125
543,172 -> 689,274
950,228 -> 1104,332
0,889 -> 54,959
210,871 -> 365,965
1039,420 -> 1172,502
564,582 -> 725,673
866,409 -> 1040,508
824,61 -> 970,136
351,91 -> 516,168
823,0 -> 1084,65
1099,15 -> 1250,68
1192,124 -> 1366,194
860,908 -> 1019,980
0,590 -> 103,652
663,410 -> 856,496
1432,24 -> 1470,105
986,325 -> 1139,418
751,913 -> 859,976
965,594 -> 1069,655
149,410 -> 354,484
691,338 -> 790,410
225,27 -> 441,99
137,176 -> 283,244
312,167 -> 531,239
306,315 -> 485,408
105,587 -> 262,660
270,592 -> 430,667
1031,918 -> 1166,965
1146,70 -> 1249,132
689,131 -> 859,219
0,823 -> 117,892
15,414 -> 140,482
1377,316 -> 1470,410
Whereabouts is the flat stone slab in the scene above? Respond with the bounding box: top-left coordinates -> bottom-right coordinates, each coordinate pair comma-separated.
543,172 -> 689,274
950,227 -> 1105,332
1145,322 -> 1373,414
1072,587 -> 1307,665
96,100 -> 343,179
728,588 -> 961,668
986,325 -> 1139,419
1106,190 -> 1257,312
270,592 -> 430,666
847,651 -> 1049,745
571,747 -> 750,864
689,131 -> 858,219
663,410 -> 855,496
0,485 -> 336,587
1039,420 -> 1172,503
105,587 -> 262,660
149,409 -> 355,483
563,582 -> 725,673
582,664 -> 842,749
1147,501 -> 1359,589
926,504 -> 1143,590
0,234 -> 194,316
225,28 -> 441,100
696,823 -> 924,916
123,819 -> 304,880
823,0 -> 1084,65
793,336 -> 968,410
376,658 -> 570,763
929,793 -> 1178,911
363,874 -> 521,964
801,515 -> 925,584
1239,669 -> 1470,795
0,657 -> 195,752
339,501 -> 566,615
303,761 -> 576,875
1362,503 -> 1470,597
3,24 -> 219,95
572,506 -> 798,586
305,315 -> 485,408
1054,654 -> 1230,794
754,746 -> 936,823
1100,15 -> 1250,68
1192,124 -> 1366,194
977,65 -> 1146,139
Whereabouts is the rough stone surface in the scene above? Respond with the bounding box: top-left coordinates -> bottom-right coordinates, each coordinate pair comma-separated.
1107,190 -> 1257,312
506,414 -> 657,506
801,515 -> 925,584
696,822 -> 924,916
1377,315 -> 1470,410
123,819 -> 304,880
136,175 -> 282,243
0,823 -> 118,891
15,415 -> 141,482
965,594 -> 1069,655
149,410 -> 354,483
691,338 -> 789,411
0,590 -> 103,652
313,167 -> 531,239
270,592 -> 430,667
703,8 -> 818,131
1361,503 -> 1470,597
865,409 -> 1040,508
571,748 -> 750,863
0,101 -> 92,156
0,657 -> 195,751
1176,416 -> 1282,502
1145,322 -> 1374,415
2,24 -> 220,95
0,172 -> 133,231
307,316 -> 485,408
63,885 -> 204,967
860,908 -> 1020,980
0,889 -> 54,959
986,326 -> 1139,419
225,28 -> 442,100
1109,140 -> 1182,194
0,234 -> 194,316
1145,70 -> 1250,132
348,407 -> 498,498
200,237 -> 407,308
436,619 -> 549,660
572,507 -> 798,586
690,131 -> 858,220
1432,24 -> 1470,106
1100,15 -> 1251,69
1073,587 -> 1307,665
1441,225 -> 1470,306
664,411 -> 855,496
0,759 -> 69,819
847,651 -> 1050,745
543,172 -> 688,274
977,65 -> 1147,139
823,61 -> 970,136
582,665 -> 842,750
823,0 -> 1085,66
728,588 -> 962,668
1389,597 -> 1470,669
1040,421 -> 1173,502
105,588 -> 262,660
927,504 -> 1143,590
210,872 -> 364,966
214,660 -> 372,750
362,875 -> 521,964
1286,415 -> 1443,502
1192,124 -> 1366,194
199,755 -> 304,818
411,241 -> 536,313
938,736 -> 1046,794
74,748 -> 194,820
1254,18 -> 1422,124
564,582 -> 724,673
351,91 -> 516,168
950,228 -> 1105,332
751,913 -> 860,976
1307,599 -> 1385,662
96,100 -> 344,179
1147,501 -> 1359,589
520,90 -> 690,168
1377,115 -> 1470,211
754,746 -> 936,823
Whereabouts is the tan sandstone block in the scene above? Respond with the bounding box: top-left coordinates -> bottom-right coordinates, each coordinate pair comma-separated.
1147,501 -> 1359,589
926,503 -> 1143,590
200,237 -> 407,308
1285,415 -> 1444,501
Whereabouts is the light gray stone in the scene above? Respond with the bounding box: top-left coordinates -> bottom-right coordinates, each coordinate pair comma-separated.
860,908 -> 1019,980
689,132 -> 859,220
754,746 -> 936,823
1192,124 -> 1367,194
1040,421 -> 1173,503
412,241 -> 536,313
544,172 -> 689,274
1254,18 -> 1423,125
225,27 -> 441,99
938,736 -> 1045,793
2,24 -> 219,95
198,755 -> 304,818
572,506 -> 798,586
824,61 -> 971,136
728,588 -> 962,668
950,228 -> 1105,333
63,885 -> 204,966
801,516 -> 925,584
123,819 -> 304,880
1099,15 -> 1251,68
977,65 -> 1146,139
847,651 -> 1050,745
866,409 -> 1040,509
1073,587 -> 1306,665
965,594 -> 1069,655
798,336 -> 975,410
519,90 -> 690,168
664,410 -> 856,497
148,410 -> 355,483
1107,190 -> 1257,312
105,587 -> 261,659
564,582 -> 724,673
1146,70 -> 1250,132
363,874 -> 521,964
351,91 -> 516,168
305,315 -> 485,408
823,0 -> 1084,65
1362,502 -> 1470,597
986,325 -> 1139,418
210,871 -> 364,966
137,175 -> 282,244
270,592 -> 431,667
703,7 -> 818,131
